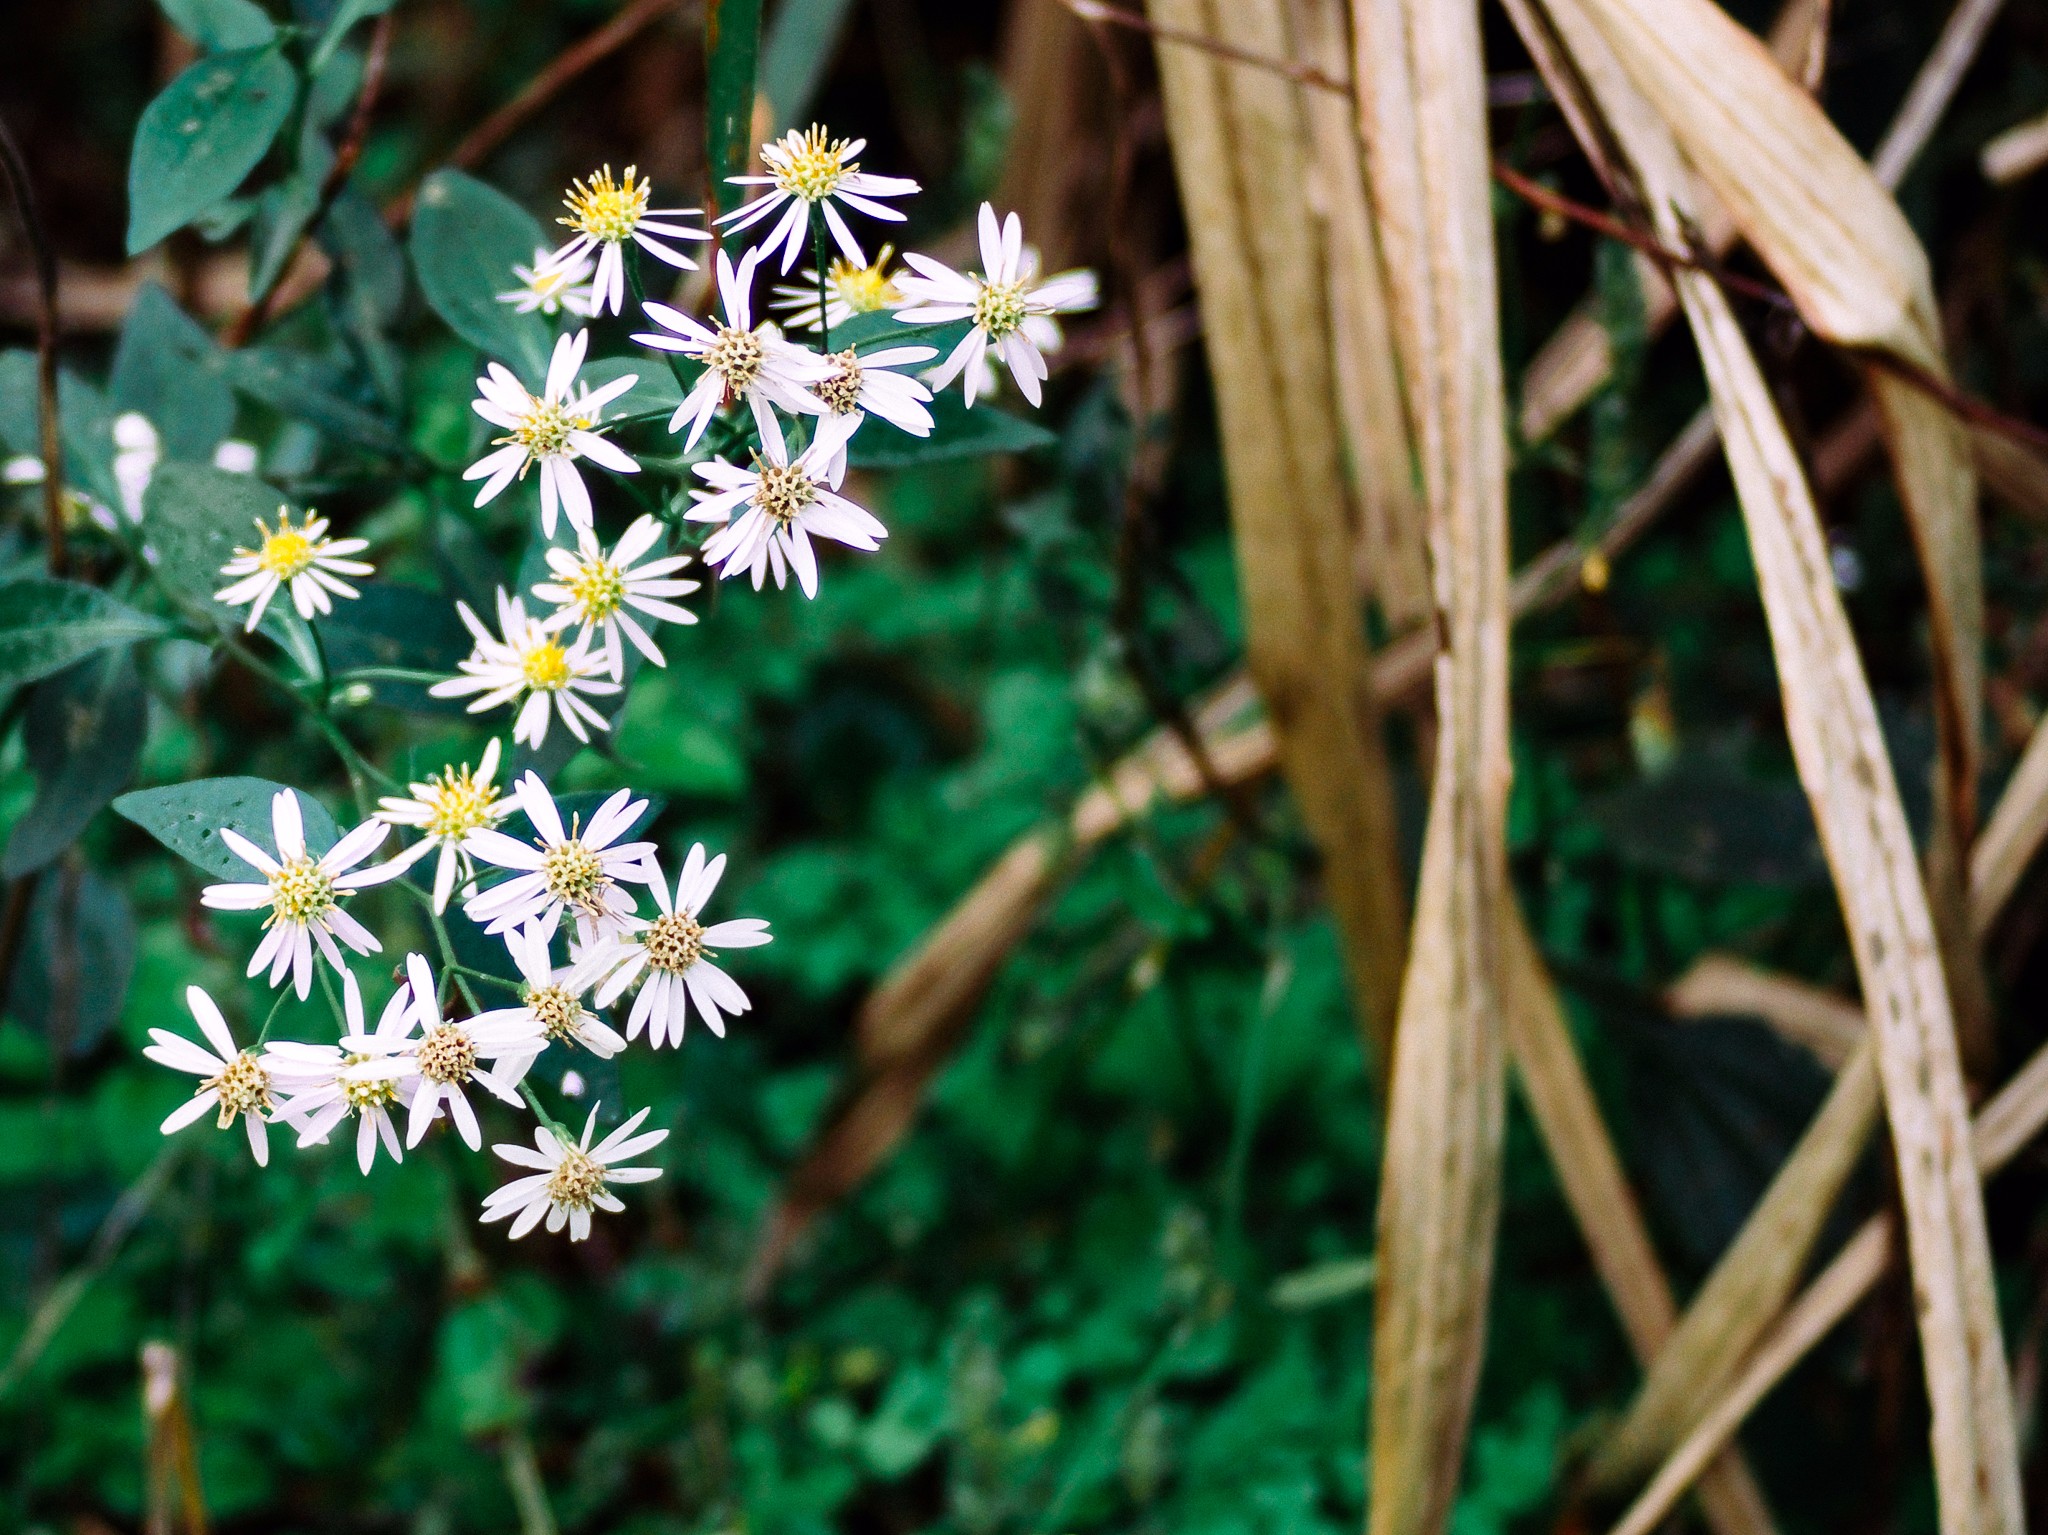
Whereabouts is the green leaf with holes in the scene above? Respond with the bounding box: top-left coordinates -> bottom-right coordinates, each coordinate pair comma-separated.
410,169 -> 553,384
113,778 -> 340,881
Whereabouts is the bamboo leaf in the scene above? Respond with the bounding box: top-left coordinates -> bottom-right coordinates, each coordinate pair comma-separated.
1347,2 -> 1512,1532
1145,0 -> 1410,1053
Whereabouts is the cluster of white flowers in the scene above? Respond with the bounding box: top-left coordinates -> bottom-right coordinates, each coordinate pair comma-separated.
162,126 -> 1094,1246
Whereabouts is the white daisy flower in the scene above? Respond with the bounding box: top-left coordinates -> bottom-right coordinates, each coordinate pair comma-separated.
263,967 -> 417,1174
367,953 -> 541,1153
770,245 -> 907,334
498,246 -> 597,318
480,1102 -> 668,1242
896,205 -> 1098,407
530,513 -> 699,682
632,246 -> 834,450
374,737 -> 512,912
467,918 -> 628,1063
198,789 -> 411,1000
144,985 -> 278,1166
687,412 -> 884,598
542,164 -> 710,317
213,439 -> 260,474
719,125 -> 920,274
429,588 -> 620,749
463,329 -> 639,539
462,771 -> 655,940
214,508 -> 374,631
810,343 -> 936,475
574,842 -> 771,1048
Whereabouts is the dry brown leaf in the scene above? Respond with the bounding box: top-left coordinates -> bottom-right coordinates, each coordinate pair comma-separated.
1349,0 -> 1512,1530
1144,0 -> 1409,1057
1610,1035 -> 2048,1535
1502,911 -> 1779,1535
1664,954 -> 1866,1070
1288,0 -> 1430,632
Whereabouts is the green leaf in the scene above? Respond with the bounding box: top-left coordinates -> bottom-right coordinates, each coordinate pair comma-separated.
580,354 -> 684,421
6,866 -> 136,1059
409,169 -> 552,384
245,113 -> 334,300
848,391 -> 1054,468
110,283 -> 237,459
142,462 -> 289,626
830,310 -> 965,353
706,0 -> 764,226
318,188 -> 407,406
155,0 -> 276,52
113,777 -> 339,881
4,652 -> 148,878
761,0 -> 858,129
0,580 -> 170,694
308,0 -> 398,78
126,45 -> 298,255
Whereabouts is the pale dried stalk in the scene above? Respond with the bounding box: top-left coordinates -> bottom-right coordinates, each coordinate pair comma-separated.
1518,6 -> 2019,1522
1981,107 -> 2048,184
1869,0 -> 2010,189
1288,0 -> 1430,632
1970,714 -> 2048,935
1665,953 -> 1866,1070
1502,911 -> 1780,1535
1611,1037 -> 2048,1535
1145,0 -> 1410,1055
1350,0 -> 1512,1530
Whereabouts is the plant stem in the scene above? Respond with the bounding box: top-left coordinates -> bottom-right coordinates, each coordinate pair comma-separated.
811,207 -> 833,351
255,988 -> 293,1048
623,242 -> 694,394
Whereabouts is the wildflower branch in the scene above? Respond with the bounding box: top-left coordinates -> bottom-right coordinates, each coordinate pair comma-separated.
221,10 -> 396,349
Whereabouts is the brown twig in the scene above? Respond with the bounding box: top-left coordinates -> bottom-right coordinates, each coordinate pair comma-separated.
219,11 -> 394,349
0,109 -> 66,577
384,0 -> 678,227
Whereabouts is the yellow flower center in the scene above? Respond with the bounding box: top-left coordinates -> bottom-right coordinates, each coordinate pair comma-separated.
267,855 -> 336,926
418,764 -> 501,843
642,911 -> 705,974
751,460 -> 816,527
565,559 -> 629,622
770,126 -> 857,202
239,509 -> 325,580
816,349 -> 864,415
541,837 -> 606,906
506,397 -> 593,461
829,248 -> 899,314
560,164 -> 650,244
525,983 -> 588,1044
203,1052 -> 273,1127
522,638 -> 573,693
974,279 -> 1029,341
340,1052 -> 398,1110
414,1024 -> 478,1086
545,1145 -> 609,1211
705,327 -> 766,391
528,268 -> 572,300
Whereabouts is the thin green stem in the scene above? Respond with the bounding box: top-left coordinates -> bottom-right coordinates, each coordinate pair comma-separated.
254,987 -> 293,1048
315,962 -> 349,1036
333,666 -> 450,686
811,207 -> 833,351
519,1078 -> 569,1138
623,242 -> 693,394
447,961 -> 525,995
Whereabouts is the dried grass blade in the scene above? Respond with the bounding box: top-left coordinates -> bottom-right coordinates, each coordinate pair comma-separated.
1144,0 -> 1410,1054
1350,0 -> 1512,1530
1969,714 -> 2048,936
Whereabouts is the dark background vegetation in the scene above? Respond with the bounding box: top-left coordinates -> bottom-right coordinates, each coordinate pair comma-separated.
6,0 -> 2048,1531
